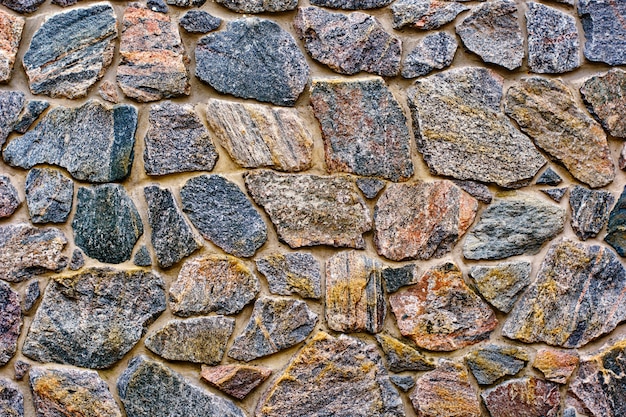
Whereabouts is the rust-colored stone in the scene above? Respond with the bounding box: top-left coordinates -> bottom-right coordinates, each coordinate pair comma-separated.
201,365 -> 271,400
482,377 -> 561,417
533,348 -> 579,384
0,10 -> 23,83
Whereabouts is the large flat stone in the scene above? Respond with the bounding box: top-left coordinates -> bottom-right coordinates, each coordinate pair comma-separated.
391,0 -> 469,30
469,261 -> 532,313
581,69 -> 626,138
255,252 -> 322,299
578,0 -> 626,65
569,185 -> 614,240
482,377 -> 561,417
0,11 -> 23,83
25,168 -> 73,224
216,0 -> 297,12
0,281 -> 21,366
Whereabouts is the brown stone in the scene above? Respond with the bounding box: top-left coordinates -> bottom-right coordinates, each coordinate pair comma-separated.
482,377 -> 561,417
98,80 -> 119,103
533,348 -> 579,384
0,11 -> 23,83
581,69 -> 626,139
201,365 -> 271,400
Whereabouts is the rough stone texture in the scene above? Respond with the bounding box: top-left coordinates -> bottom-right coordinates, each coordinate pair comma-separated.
390,375 -> 415,392
469,261 -> 532,313
0,224 -> 67,282
356,178 -> 385,198
456,0 -> 524,70
453,180 -> 494,204
376,334 -> 435,372
408,67 -> 546,188
12,100 -> 48,134
169,254 -> 260,316
196,18 -> 309,106
402,32 -> 457,78
374,180 -> 478,261
180,175 -> 267,258
536,167 -> 563,186
145,316 -> 234,364
245,170 -> 371,249
179,10 -> 221,33
144,186 -> 201,269
256,332 -> 405,417
30,366 -> 122,417
117,4 -> 190,102
482,377 -> 561,417
22,280 -> 39,312
578,0 -> 626,65
255,252 -> 322,299
310,0 -> 393,9
0,379 -> 22,417
606,186 -> 626,256
206,98 -> 313,172
310,78 -> 413,181
294,7 -> 401,77
463,195 -> 565,260
201,364 -> 272,400
167,0 -> 205,6
25,168 -> 73,224
410,360 -> 481,417
503,239 -> 626,348
569,186 -> 614,240
23,4 -> 116,98
133,246 -> 151,267
216,0 -> 297,13
0,11 -> 23,83
325,251 -> 385,334
0,281 -> 21,366
147,0 -> 168,13
581,69 -> 626,138
23,268 -> 165,369
229,297 -> 317,361
13,360 -> 29,381
526,2 -> 580,73
4,100 -> 138,183
465,344 -> 529,385
0,0 -> 42,13
0,91 -> 24,147
69,249 -> 84,271
505,77 -> 614,188
0,176 -> 19,218
118,356 -> 246,417
98,80 -> 119,104
391,0 -> 469,31
533,348 -> 579,384
390,263 -> 497,351
543,187 -> 568,203
382,264 -> 419,293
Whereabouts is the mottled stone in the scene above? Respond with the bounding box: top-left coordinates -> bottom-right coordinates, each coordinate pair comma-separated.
118,356 -> 246,417
169,254 -> 259,316
23,268 -> 165,369
482,377 -> 561,417
201,364 -> 271,400
25,168 -> 73,224
216,0 -> 296,13
256,332 -> 405,417
581,69 -> 626,138
0,176 -> 19,218
466,344 -> 528,385
0,11 -> 23,83
98,80 -> 119,104
4,100 -> 138,183
167,0 -> 205,6
13,360 -> 29,381
390,263 -> 497,351
579,0 -> 626,65
22,280 -> 39,312
563,407 -> 577,417
30,366 -> 121,417
0,379 -> 22,417
255,252 -> 321,299
534,348 -> 579,384
147,0 -> 168,13
245,170 -> 371,249
196,18 -> 309,106
536,167 -> 563,186
469,261 -> 532,313
0,91 -> 23,146
606,186 -> 626,256
463,194 -> 565,260
408,67 -> 546,188
374,180 -> 477,261
23,4 -> 116,98
206,98 -> 313,172
410,360 -> 481,417
543,188 -> 568,203
452,180 -> 493,204
179,10 -> 221,33
69,249 -> 84,271
402,32 -> 457,78
133,246 -> 151,267
12,100 -> 48,134
569,186 -> 614,240
382,264 -> 419,293
390,375 -> 415,392
376,334 -> 435,372
294,7 -> 401,77
310,78 -> 412,181
145,316 -> 234,364
310,0 -> 393,9
180,175 -> 266,257
391,0 -> 469,30
0,281 -> 21,366
356,178 -> 385,199
117,4 -> 190,102
0,0 -> 42,13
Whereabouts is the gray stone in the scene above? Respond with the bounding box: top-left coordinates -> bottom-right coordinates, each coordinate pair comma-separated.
0,281 -> 21,366
0,11 -> 23,82
22,280 -> 39,313
382,264 -> 419,293
180,175 -> 267,258
0,0 -> 42,13
23,268 -> 165,369
563,407 -> 577,417
179,10 -> 221,33
402,32 -> 457,78
0,379 -> 22,417
569,186 -> 614,240
147,0 -> 168,13
145,316 -> 235,364
605,186 -> 626,256
0,91 -> 24,147
390,375 -> 415,392
69,249 -> 84,271
391,0 -> 469,30
50,0 -> 79,7
581,69 -> 626,138
452,180 -> 493,204
133,246 -> 151,267
196,18 -> 309,106
536,167 -> 562,186
167,0 -> 205,6
482,377 -> 561,417
13,100 -> 48,134
356,178 -> 385,199
25,168 -> 73,224
579,0 -> 626,65
255,252 -> 322,299
466,344 -> 529,385
469,261 -> 532,313
4,100 -> 138,183
13,360 -> 29,381
376,333 -> 435,372
73,184 -> 143,264
0,176 -> 19,219
543,188 -> 568,203
216,0 -> 297,12
310,0 -> 393,9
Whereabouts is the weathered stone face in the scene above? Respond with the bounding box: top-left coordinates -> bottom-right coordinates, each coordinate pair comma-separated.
0,176 -> 19,219
179,10 -> 221,33
255,252 -> 322,299
0,91 -> 24,147
0,11 -> 23,83
482,377 -> 561,417
569,186 -> 614,241
465,344 -> 529,385
310,0 -> 393,9
0,379 -> 23,417
534,348 -> 579,384
25,168 -> 73,224
0,281 -> 21,366
391,0 -> 469,30
216,0 -> 297,13
606,186 -> 626,256
469,261 -> 532,313
376,333 -> 435,372
581,69 -> 626,139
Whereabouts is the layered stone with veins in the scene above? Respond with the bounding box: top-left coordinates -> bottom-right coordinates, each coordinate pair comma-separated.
482,377 -> 561,417
0,10 -> 23,83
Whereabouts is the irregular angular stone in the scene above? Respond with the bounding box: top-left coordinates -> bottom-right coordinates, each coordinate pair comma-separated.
469,261 -> 532,313
391,0 -> 469,30
25,168 -> 73,224
4,100 -> 138,183
117,4 -> 190,102
133,246 -> 151,267
453,180 -> 493,204
145,316 -> 234,364
356,177 -> 385,199
0,379 -> 22,417
196,18 -> 309,106
310,77 -> 413,181
0,0 -> 42,13
13,360 -> 29,381
0,281 -> 21,366
376,334 -> 435,372
23,268 -> 165,369
569,186 -> 614,240
402,32 -> 457,78
536,167 -> 562,186
206,98 -> 313,172
255,252 -> 322,299
30,366 -> 121,417
390,263 -> 497,351
179,10 -> 221,33
98,80 -> 119,104
245,170 -> 371,249
0,11 -> 23,83
23,4 -> 116,98
390,375 -> 415,392
503,239 -> 626,348
257,332 -> 405,417
310,0 -> 393,9
69,249 -> 84,271
294,7 -> 401,77
534,348 -> 579,384
382,264 -> 419,293
465,344 -> 528,385
169,254 -> 259,316
410,360 -> 481,417
325,251 -> 385,334
22,280 -> 39,312
13,100 -> 48,134
463,195 -> 565,260
374,180 -> 478,261
118,356 -> 246,417
0,224 -> 67,282
526,2 -> 579,73
482,377 -> 561,417
0,176 -> 19,218
543,188 -> 568,203
408,67 -> 546,188
216,0 -> 296,13
606,186 -> 626,256
0,91 -> 24,146
201,364 -> 271,400
581,69 -> 626,138
180,175 -> 267,257
578,0 -> 626,65
456,0 -> 523,70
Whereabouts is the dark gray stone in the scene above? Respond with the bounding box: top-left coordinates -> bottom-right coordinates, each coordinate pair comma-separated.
376,334 -> 435,372
452,180 -> 493,204
390,375 -> 415,392
13,360 -> 29,381
402,32 -> 457,78
179,10 -> 221,33
382,264 -> 419,293
69,249 -> 84,271
578,0 -> 626,65
569,185 -> 614,240
22,280 -> 39,313
356,178 -> 385,199
466,344 -> 529,385
133,246 -> 151,267
536,167 -> 562,186
469,261 -> 532,313
13,100 -> 48,134
0,91 -> 24,147
606,186 -> 626,256
542,188 -> 568,203
216,0 -> 297,12
255,252 -> 322,299
391,0 -> 469,30
581,69 -> 626,138
147,0 -> 168,13
0,176 -> 19,219
0,0 -> 43,13
310,0 -> 393,9
0,281 -> 21,366
25,168 -> 73,224
0,379 -> 22,417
